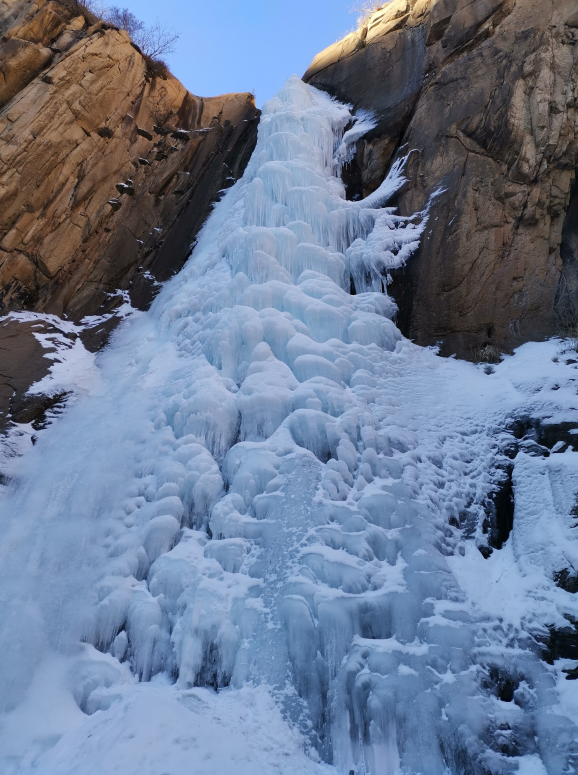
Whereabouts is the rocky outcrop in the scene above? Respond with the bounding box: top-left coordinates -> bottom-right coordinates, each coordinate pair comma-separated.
0,317 -> 69,432
305,0 -> 578,358
0,0 -> 259,426
0,0 -> 259,323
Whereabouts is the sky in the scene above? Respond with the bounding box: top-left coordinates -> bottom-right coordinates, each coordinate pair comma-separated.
115,0 -> 359,106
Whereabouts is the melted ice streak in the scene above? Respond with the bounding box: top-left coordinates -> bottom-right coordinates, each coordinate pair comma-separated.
0,77 -> 576,775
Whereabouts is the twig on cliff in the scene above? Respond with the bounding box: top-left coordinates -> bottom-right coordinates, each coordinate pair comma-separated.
134,18 -> 180,60
105,7 -> 144,37
79,3 -> 180,61
80,0 -> 108,17
350,0 -> 384,27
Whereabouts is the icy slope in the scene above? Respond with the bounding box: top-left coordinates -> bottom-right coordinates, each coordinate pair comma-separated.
0,77 -> 576,775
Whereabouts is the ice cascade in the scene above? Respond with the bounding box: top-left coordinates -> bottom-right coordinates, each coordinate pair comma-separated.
0,77 -> 576,775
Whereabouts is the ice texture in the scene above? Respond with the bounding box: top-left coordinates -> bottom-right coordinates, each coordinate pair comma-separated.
0,77 -> 577,775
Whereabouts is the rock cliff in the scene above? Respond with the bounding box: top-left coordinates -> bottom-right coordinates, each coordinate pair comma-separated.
0,0 -> 259,426
305,0 -> 578,358
0,0 -> 259,320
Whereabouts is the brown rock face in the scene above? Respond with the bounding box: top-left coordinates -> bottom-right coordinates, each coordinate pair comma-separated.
305,0 -> 578,358
0,0 -> 260,323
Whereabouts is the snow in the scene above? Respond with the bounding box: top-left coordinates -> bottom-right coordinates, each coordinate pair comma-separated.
2,652 -> 328,775
334,109 -> 377,174
28,335 -> 102,397
0,77 -> 576,774
0,299 -> 137,401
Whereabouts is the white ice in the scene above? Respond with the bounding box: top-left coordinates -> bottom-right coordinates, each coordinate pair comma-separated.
0,77 -> 576,775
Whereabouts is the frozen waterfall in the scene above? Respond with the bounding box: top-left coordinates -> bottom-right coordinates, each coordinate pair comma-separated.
0,77 -> 577,775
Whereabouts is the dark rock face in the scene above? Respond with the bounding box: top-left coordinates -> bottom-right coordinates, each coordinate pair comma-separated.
304,0 -> 578,359
0,318 -> 62,431
543,616 -> 578,663
0,0 -> 260,324
484,463 -> 515,550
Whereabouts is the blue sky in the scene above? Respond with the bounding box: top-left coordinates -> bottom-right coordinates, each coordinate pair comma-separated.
119,0 -> 358,105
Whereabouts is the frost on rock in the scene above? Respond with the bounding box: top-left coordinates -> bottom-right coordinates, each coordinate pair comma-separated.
0,77 -> 576,775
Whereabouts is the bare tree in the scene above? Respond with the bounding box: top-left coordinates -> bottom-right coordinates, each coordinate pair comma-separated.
80,3 -> 179,61
80,0 -> 109,16
133,18 -> 180,59
350,1 -> 384,27
105,6 -> 145,38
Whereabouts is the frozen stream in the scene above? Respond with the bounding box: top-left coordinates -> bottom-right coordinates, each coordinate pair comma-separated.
0,77 -> 577,775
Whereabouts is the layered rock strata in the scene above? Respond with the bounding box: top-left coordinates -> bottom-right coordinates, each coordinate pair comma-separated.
305,0 -> 578,358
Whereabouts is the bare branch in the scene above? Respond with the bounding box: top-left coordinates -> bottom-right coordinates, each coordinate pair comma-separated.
350,1 -> 385,27
105,6 -> 145,38
85,5 -> 180,61
133,18 -> 179,60
80,0 -> 109,17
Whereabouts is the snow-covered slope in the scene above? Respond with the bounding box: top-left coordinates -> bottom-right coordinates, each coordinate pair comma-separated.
0,77 -> 576,775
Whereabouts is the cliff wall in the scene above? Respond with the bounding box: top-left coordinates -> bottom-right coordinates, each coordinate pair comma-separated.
0,0 -> 259,322
0,0 -> 259,427
305,0 -> 578,358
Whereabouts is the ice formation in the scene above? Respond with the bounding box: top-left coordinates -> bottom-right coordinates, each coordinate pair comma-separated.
0,77 -> 577,775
